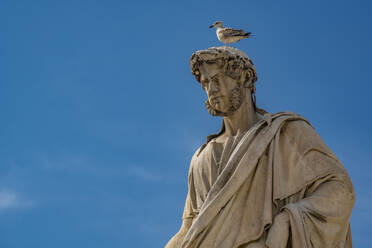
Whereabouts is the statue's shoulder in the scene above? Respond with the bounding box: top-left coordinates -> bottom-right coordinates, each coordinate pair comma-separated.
279,112 -> 313,132
194,138 -> 214,157
272,112 -> 332,155
189,145 -> 205,166
268,111 -> 313,130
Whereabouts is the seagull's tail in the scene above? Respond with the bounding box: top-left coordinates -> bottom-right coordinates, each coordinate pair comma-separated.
244,32 -> 254,38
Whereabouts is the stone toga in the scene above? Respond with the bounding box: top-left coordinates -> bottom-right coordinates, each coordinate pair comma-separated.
180,112 -> 354,248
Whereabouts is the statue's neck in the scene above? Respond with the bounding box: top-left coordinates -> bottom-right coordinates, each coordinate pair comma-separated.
222,94 -> 260,137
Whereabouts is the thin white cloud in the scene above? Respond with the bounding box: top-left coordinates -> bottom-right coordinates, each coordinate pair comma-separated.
0,190 -> 17,208
128,166 -> 162,182
36,152 -> 182,183
0,189 -> 34,211
39,154 -> 88,172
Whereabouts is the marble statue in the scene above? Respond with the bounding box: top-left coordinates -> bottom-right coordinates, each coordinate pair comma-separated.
166,47 -> 355,248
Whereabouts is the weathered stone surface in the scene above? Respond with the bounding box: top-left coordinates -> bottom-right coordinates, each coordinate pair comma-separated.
166,47 -> 355,248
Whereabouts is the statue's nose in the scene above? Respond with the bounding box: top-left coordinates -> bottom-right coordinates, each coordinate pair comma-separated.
208,81 -> 219,94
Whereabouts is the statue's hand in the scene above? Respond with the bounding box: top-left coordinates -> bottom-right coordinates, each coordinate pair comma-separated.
265,211 -> 290,248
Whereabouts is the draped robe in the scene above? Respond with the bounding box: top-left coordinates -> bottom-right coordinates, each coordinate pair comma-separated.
180,112 -> 355,248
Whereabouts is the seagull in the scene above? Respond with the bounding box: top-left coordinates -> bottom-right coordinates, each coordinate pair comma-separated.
209,21 -> 252,46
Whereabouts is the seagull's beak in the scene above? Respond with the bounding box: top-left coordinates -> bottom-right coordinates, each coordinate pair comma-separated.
209,25 -> 214,28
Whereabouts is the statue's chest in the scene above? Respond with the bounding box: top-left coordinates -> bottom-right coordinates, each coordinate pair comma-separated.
193,136 -> 242,191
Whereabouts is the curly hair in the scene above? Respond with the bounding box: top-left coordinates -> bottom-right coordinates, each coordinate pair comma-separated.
190,47 -> 257,91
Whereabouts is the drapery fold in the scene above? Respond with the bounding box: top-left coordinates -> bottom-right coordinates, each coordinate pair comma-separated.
181,112 -> 354,248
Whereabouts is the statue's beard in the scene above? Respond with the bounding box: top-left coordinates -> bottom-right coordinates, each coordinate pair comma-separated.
205,85 -> 244,117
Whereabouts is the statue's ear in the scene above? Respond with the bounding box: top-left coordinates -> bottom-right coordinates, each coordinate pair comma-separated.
242,68 -> 255,88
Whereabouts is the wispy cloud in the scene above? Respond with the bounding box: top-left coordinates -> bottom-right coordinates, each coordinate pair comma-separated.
0,189 -> 34,211
39,154 -> 88,172
128,166 -> 162,182
0,190 -> 17,209
35,152 -> 183,184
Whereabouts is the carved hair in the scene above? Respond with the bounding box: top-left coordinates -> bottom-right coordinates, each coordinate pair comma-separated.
190,47 -> 257,91
190,47 -> 267,115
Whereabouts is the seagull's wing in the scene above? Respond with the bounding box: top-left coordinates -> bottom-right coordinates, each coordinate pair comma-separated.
222,28 -> 248,37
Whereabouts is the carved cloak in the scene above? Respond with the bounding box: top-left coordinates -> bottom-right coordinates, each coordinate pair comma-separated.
181,112 -> 355,248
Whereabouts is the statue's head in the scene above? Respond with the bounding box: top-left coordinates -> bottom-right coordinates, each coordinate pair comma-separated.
190,47 -> 258,116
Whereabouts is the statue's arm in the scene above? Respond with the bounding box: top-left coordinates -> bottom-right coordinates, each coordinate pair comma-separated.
266,156 -> 355,248
165,217 -> 192,248
266,121 -> 355,247
266,211 -> 290,248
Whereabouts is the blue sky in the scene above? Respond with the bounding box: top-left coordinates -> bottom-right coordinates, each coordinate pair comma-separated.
1,0 -> 371,247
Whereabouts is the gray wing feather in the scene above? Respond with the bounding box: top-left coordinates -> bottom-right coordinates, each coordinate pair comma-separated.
221,28 -> 247,37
